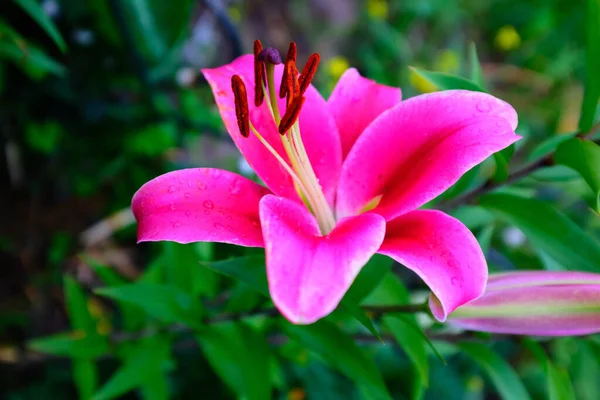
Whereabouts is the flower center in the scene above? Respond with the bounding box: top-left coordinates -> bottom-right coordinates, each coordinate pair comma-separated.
231,40 -> 336,235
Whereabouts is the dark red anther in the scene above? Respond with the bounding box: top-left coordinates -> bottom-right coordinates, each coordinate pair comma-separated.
284,61 -> 300,107
231,75 -> 250,138
253,40 -> 265,107
279,42 -> 297,99
298,53 -> 320,95
279,95 -> 305,135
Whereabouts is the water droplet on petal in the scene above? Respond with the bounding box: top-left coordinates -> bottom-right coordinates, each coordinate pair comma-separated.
197,181 -> 207,190
172,221 -> 181,228
184,192 -> 191,199
214,222 -> 223,229
204,210 -> 211,215
229,178 -> 245,196
203,200 -> 214,209
170,203 -> 176,211
476,101 -> 491,113
450,277 -> 459,286
168,185 -> 177,193
185,211 -> 192,217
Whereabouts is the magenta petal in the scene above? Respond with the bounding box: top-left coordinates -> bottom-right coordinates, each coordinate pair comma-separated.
449,285 -> 600,336
132,168 -> 270,247
336,90 -> 520,220
328,68 -> 401,158
202,55 -> 341,204
259,195 -> 386,324
378,210 -> 487,321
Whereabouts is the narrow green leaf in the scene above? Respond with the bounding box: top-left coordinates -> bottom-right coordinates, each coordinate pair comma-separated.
480,193 -> 600,272
162,242 -> 218,297
92,336 -> 170,400
64,276 -> 96,333
528,133 -> 577,161
468,42 -> 486,89
547,361 -> 576,400
29,333 -> 110,358
0,40 -> 66,77
555,138 -> 600,211
198,322 -> 271,400
345,254 -> 392,303
13,0 -> 67,52
383,315 -> 429,386
579,0 -> 600,132
95,283 -> 202,326
339,300 -> 382,341
492,144 -> 515,182
203,256 -> 268,296
286,320 -> 392,400
74,359 -> 98,400
409,67 -> 486,92
458,342 -> 531,400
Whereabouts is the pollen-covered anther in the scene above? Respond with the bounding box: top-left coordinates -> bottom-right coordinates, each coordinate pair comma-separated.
299,53 -> 320,95
231,75 -> 250,138
279,42 -> 297,99
278,95 -> 305,135
253,40 -> 265,107
284,61 -> 300,107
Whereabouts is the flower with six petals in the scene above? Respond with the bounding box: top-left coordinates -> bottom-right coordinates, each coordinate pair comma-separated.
132,41 -> 520,324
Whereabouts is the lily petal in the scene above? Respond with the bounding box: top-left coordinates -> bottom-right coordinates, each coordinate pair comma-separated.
378,210 -> 487,321
336,90 -> 520,220
132,168 -> 270,247
260,194 -> 385,324
328,68 -> 402,158
202,55 -> 341,204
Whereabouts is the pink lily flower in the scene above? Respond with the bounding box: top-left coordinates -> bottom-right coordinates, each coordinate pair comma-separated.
447,271 -> 600,336
132,40 -> 520,324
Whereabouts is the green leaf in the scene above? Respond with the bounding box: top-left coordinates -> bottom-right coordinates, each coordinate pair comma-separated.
198,322 -> 272,400
579,0 -> 600,133
344,254 -> 392,303
95,283 -> 202,326
480,193 -> 600,272
547,361 -> 576,400
29,333 -> 110,358
409,67 -> 486,92
555,138 -> 600,211
0,39 -> 66,78
286,320 -> 392,400
64,276 -> 96,334
468,42 -> 486,89
383,315 -> 429,386
203,255 -> 268,296
13,0 -> 67,52
493,144 -> 515,182
74,360 -> 98,400
92,336 -> 170,400
162,242 -> 218,297
339,300 -> 382,341
528,133 -> 577,161
458,342 -> 531,400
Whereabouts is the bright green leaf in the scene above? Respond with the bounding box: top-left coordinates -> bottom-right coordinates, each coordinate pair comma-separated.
468,42 -> 486,89
203,255 -> 268,296
64,276 -> 96,334
579,0 -> 600,133
344,254 -> 392,303
198,322 -> 271,400
493,144 -> 515,182
555,138 -> 600,211
92,336 -> 170,400
14,0 -> 67,52
383,315 -> 429,386
95,283 -> 202,327
480,193 -> 600,272
528,133 -> 577,161
74,359 -> 98,400
409,67 -> 486,92
458,342 -> 531,400
29,333 -> 110,358
286,320 -> 392,400
162,242 -> 218,297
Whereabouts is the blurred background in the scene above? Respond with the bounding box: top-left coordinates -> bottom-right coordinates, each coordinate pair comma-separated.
1,0 -> 598,399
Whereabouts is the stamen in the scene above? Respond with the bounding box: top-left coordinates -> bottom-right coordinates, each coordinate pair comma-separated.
231,75 -> 249,138
298,53 -> 320,95
279,42 -> 297,99
284,61 -> 299,107
279,96 -> 305,135
253,40 -> 265,107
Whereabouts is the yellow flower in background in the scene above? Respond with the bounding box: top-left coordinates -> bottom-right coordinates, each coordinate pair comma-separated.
495,25 -> 521,51
410,49 -> 461,93
325,56 -> 350,82
367,0 -> 388,20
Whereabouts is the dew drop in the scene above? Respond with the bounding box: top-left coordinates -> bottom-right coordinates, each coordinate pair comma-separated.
168,185 -> 177,193
185,211 -> 192,217
197,181 -> 207,190
172,221 -> 181,228
170,203 -> 176,211
229,178 -> 245,196
184,192 -> 191,199
476,101 -> 491,113
204,210 -> 211,215
203,200 -> 215,209
214,222 -> 223,229
450,277 -> 460,287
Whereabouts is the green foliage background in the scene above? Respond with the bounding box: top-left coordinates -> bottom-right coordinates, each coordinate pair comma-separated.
1,0 -> 600,399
